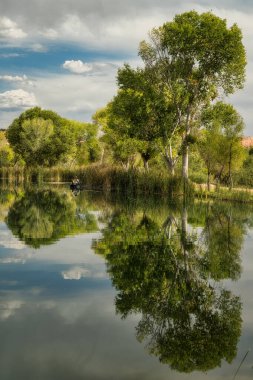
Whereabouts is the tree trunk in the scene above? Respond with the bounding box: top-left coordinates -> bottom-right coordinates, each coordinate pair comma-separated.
182,110 -> 191,181
164,155 -> 175,176
207,170 -> 211,191
181,205 -> 188,264
182,144 -> 189,180
141,152 -> 150,171
143,157 -> 149,171
228,143 -> 233,190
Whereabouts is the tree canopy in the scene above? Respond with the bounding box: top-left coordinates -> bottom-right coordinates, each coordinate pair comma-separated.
97,11 -> 246,181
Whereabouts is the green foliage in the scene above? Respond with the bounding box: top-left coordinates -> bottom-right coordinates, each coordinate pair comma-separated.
6,188 -> 98,248
199,102 -> 246,188
140,11 -> 246,95
0,131 -> 14,167
107,65 -> 174,169
201,202 -> 246,280
233,152 -> 253,188
67,120 -> 101,165
139,10 -> 246,178
93,200 -> 248,372
6,107 -> 74,167
6,107 -> 101,168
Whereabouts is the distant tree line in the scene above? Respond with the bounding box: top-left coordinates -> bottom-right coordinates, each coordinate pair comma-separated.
4,107 -> 101,168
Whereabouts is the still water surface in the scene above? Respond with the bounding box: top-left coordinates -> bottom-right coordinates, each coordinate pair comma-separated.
0,185 -> 253,379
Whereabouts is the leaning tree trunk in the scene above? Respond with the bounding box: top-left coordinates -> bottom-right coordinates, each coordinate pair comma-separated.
164,143 -> 178,176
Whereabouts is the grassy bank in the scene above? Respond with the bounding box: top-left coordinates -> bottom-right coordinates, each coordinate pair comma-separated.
194,183 -> 253,203
1,164 -> 253,203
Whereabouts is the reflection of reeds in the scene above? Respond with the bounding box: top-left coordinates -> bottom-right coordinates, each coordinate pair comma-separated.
0,167 -> 25,186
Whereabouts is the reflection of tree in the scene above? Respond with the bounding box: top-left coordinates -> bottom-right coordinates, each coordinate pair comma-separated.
0,189 -> 15,222
94,202 -> 246,373
6,189 -> 98,248
201,203 -> 246,281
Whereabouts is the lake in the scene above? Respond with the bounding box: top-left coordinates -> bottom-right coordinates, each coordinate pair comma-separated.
0,185 -> 253,380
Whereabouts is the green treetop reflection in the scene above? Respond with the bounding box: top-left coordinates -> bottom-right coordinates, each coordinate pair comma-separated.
93,201 -> 251,373
6,189 -> 98,248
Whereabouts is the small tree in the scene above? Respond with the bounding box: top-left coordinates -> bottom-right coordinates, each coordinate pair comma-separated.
200,102 -> 246,189
6,107 -> 76,167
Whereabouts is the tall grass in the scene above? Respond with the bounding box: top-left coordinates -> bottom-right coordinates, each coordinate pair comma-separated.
50,164 -> 190,197
2,164 -> 252,203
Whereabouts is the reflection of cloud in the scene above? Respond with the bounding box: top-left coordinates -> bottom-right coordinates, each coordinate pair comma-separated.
0,257 -> 26,264
62,267 -> 89,280
62,266 -> 106,280
0,228 -> 33,263
0,231 -> 26,250
0,300 -> 24,320
0,251 -> 33,264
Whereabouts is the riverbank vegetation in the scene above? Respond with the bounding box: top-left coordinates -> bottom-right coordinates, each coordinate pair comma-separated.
1,10 -> 252,201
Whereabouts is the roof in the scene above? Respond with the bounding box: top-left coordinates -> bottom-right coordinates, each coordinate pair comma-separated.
241,137 -> 253,148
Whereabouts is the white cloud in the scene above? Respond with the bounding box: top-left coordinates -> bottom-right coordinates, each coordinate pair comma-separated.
0,53 -> 21,58
62,60 -> 119,75
0,74 -> 26,82
0,74 -> 35,86
39,28 -> 58,39
63,60 -> 93,74
0,17 -> 26,39
34,71 -> 118,122
48,12 -> 169,54
0,89 -> 37,109
30,43 -> 48,52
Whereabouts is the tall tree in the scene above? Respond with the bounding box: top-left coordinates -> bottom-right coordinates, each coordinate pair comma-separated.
139,11 -> 246,179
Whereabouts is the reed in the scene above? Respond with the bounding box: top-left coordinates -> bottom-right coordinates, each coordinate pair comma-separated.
194,187 -> 253,203
2,164 -> 252,203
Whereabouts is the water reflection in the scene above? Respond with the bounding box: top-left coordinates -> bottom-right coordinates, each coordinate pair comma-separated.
1,187 -> 253,379
94,201 -> 252,372
5,188 -> 98,247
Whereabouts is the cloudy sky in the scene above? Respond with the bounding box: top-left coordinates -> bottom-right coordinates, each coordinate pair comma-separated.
0,0 -> 253,134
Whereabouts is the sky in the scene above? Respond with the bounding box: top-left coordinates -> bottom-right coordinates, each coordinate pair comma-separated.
0,0 -> 253,134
